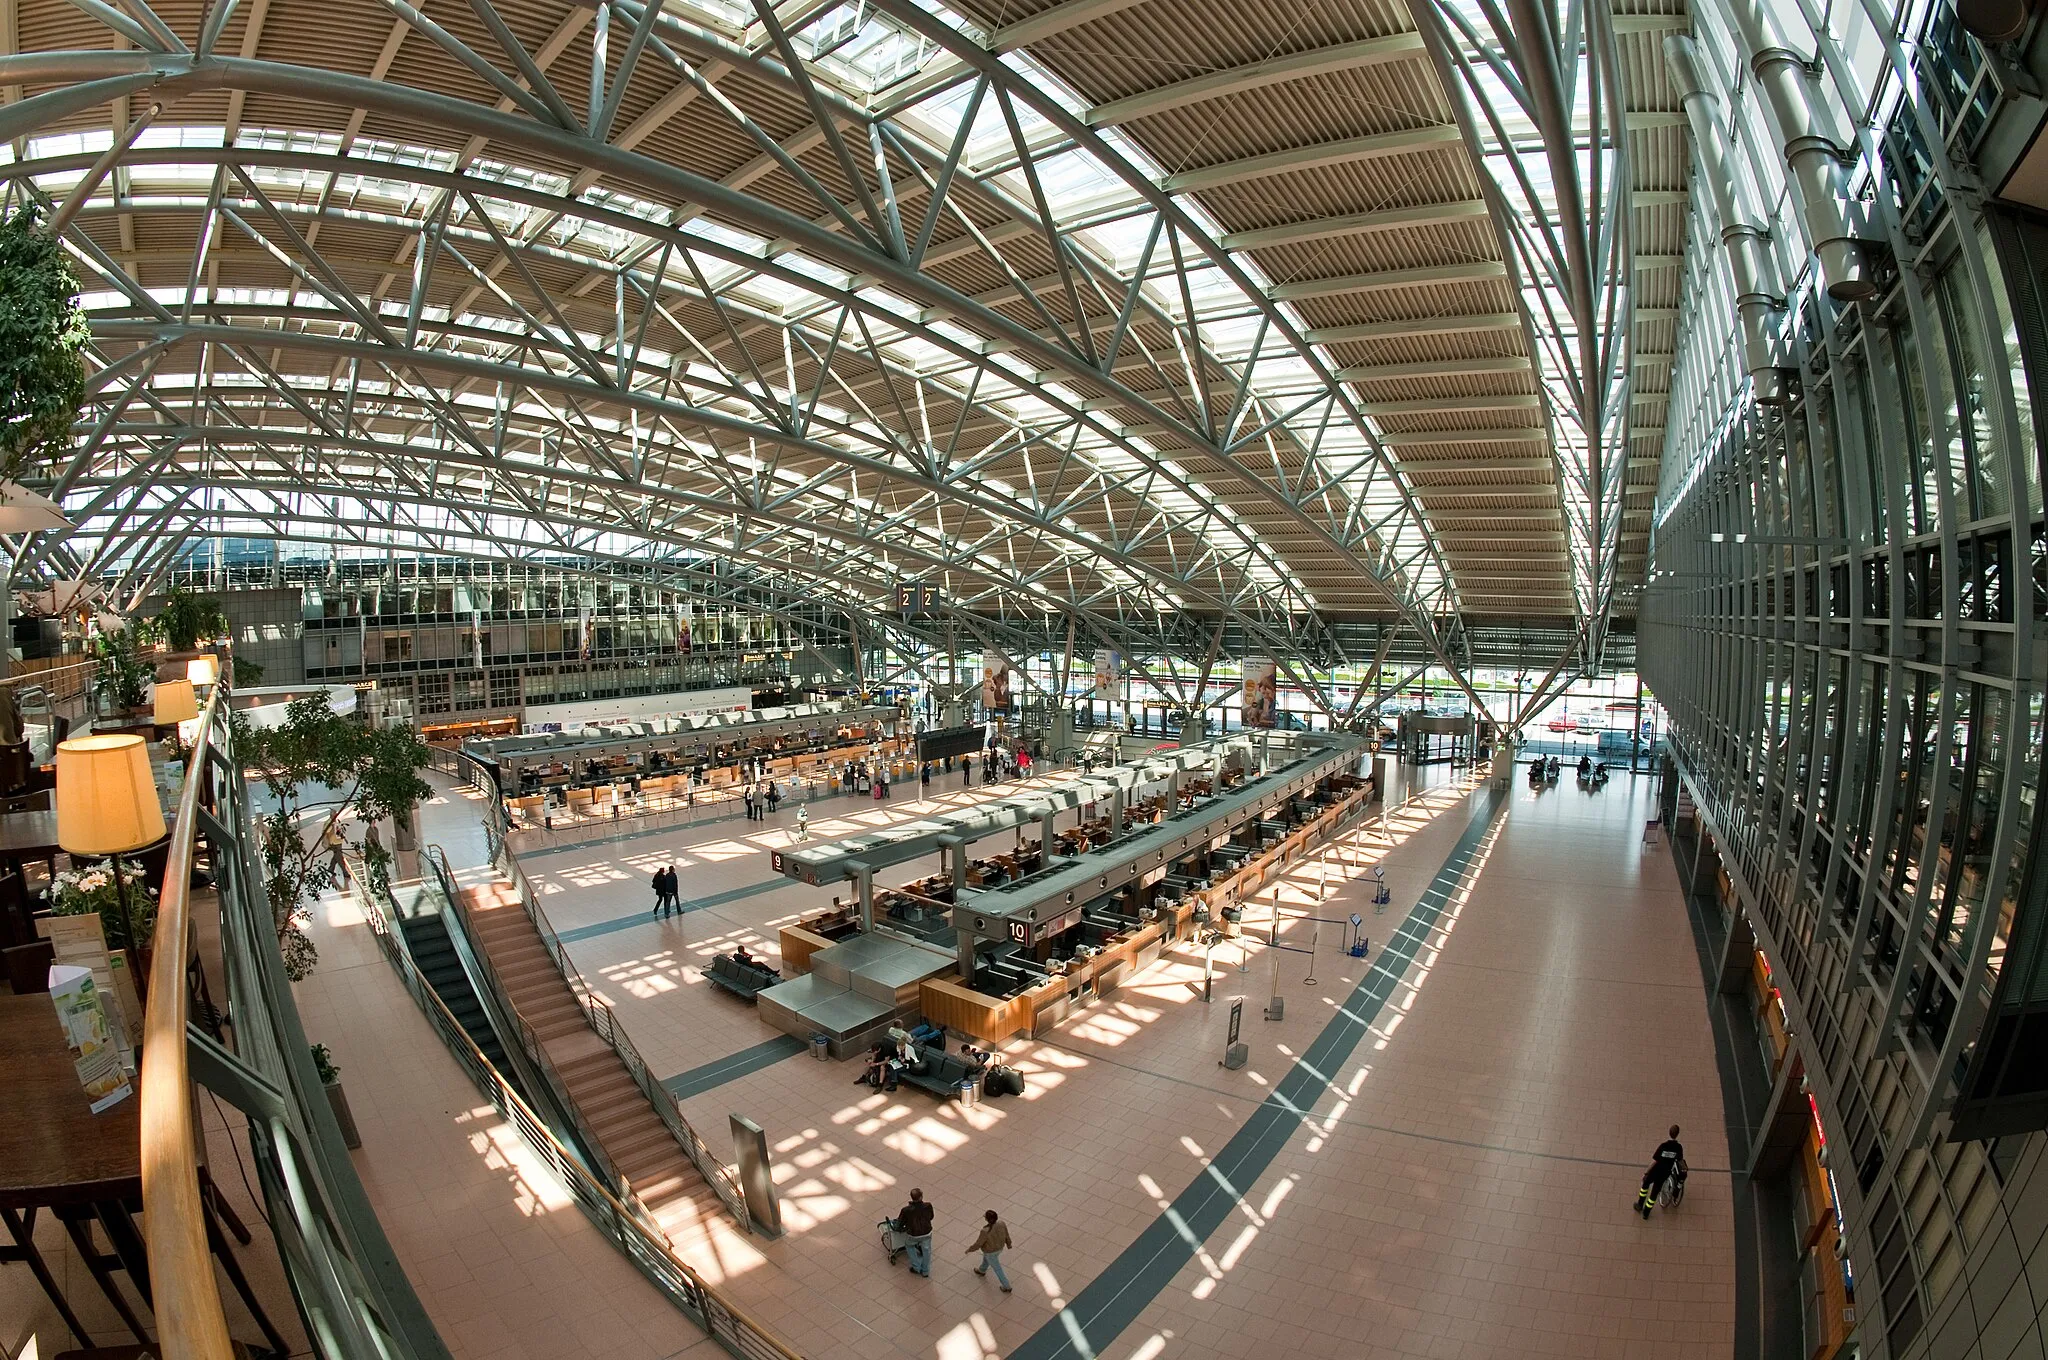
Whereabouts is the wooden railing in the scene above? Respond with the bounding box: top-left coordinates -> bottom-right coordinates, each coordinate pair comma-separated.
140,681 -> 451,1360
141,685 -> 237,1360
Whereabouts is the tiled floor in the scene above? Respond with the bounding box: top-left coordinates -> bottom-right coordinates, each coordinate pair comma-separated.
406,761 -> 1732,1359
295,867 -> 725,1360
1,760 -> 1730,1360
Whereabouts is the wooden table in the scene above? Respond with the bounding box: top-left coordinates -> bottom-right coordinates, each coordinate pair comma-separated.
0,991 -> 148,1347
0,809 -> 62,862
0,995 -> 288,1355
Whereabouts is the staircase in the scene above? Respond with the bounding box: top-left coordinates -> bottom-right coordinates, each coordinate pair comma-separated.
396,893 -> 516,1079
456,879 -> 730,1251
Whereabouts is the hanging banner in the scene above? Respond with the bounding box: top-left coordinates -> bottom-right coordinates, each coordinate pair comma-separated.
471,609 -> 484,670
1242,660 -> 1279,728
578,605 -> 593,660
1093,648 -> 1120,700
676,600 -> 693,654
982,658 -> 1013,714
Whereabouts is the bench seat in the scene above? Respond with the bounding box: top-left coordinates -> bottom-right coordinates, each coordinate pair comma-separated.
898,1049 -> 983,1098
705,953 -> 781,1001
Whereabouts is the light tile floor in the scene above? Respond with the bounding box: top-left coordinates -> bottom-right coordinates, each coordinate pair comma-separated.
296,872 -> 725,1360
405,762 -> 1733,1359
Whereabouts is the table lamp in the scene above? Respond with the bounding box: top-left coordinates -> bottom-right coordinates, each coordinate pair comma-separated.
186,655 -> 220,689
152,678 -> 198,726
56,734 -> 168,963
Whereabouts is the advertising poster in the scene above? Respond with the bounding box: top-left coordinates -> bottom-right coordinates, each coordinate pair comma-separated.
1242,660 -> 1279,729
49,966 -> 132,1112
1093,648 -> 1120,700
982,658 -> 1014,714
578,604 -> 593,660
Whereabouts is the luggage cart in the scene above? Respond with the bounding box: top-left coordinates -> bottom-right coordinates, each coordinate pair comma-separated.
878,1217 -> 913,1266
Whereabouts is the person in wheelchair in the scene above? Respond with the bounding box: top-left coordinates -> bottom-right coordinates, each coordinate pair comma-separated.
1635,1125 -> 1688,1218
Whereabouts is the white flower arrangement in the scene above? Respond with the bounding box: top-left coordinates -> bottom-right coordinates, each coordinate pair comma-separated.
51,857 -> 159,944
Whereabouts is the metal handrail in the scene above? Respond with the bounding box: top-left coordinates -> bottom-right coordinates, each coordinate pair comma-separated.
486,842 -> 752,1225
413,847 -> 628,1197
141,685 -> 236,1360
342,861 -> 808,1360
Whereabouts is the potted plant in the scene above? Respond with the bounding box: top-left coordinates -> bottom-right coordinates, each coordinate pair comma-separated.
235,694 -> 431,980
50,857 -> 158,966
149,587 -> 229,652
90,625 -> 152,717
310,1043 -> 362,1149
0,204 -> 91,483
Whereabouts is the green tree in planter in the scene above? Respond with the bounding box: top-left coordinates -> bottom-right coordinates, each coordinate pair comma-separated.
0,206 -> 91,483
90,625 -> 151,713
149,587 -> 229,652
235,695 -> 431,980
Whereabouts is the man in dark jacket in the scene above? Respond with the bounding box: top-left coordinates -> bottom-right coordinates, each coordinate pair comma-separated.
895,1188 -> 935,1276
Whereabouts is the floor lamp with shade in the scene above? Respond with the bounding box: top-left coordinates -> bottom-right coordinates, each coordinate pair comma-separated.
55,734 -> 167,975
153,677 -> 198,727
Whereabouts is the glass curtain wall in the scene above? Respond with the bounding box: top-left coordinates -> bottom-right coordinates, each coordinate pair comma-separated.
1641,0 -> 2048,1354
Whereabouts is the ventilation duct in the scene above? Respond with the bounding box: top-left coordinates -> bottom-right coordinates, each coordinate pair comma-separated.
1718,0 -> 1878,301
1959,0 -> 2034,44
1665,35 -> 1790,404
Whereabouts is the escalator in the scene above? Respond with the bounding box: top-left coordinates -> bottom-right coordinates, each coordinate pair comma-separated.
396,893 -> 519,1085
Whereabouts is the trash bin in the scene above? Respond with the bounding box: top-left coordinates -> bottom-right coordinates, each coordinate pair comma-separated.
811,1034 -> 831,1062
956,1079 -> 979,1107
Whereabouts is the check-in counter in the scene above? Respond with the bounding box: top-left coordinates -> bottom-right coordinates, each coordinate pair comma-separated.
918,917 -> 1165,1043
919,975 -> 1042,1043
1199,782 -> 1372,913
779,908 -> 862,975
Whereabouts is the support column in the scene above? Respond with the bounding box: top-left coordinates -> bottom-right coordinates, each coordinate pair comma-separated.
1717,911 -> 1757,996
1747,1050 -> 1811,1178
941,836 -> 967,896
853,862 -> 875,934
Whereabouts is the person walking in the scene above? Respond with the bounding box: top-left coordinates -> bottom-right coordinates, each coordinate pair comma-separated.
1635,1125 -> 1687,1218
966,1210 -> 1013,1291
794,804 -> 809,841
742,787 -> 755,822
962,754 -> 973,788
895,1189 -> 935,1277
650,865 -> 667,919
768,781 -> 781,814
661,864 -> 680,917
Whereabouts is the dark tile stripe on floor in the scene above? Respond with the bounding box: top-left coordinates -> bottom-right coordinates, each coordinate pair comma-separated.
661,1034 -> 809,1101
556,877 -> 789,944
1008,787 -> 1508,1360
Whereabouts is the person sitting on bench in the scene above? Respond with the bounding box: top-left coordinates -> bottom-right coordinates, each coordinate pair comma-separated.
856,1042 -> 892,1090
734,945 -> 758,969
